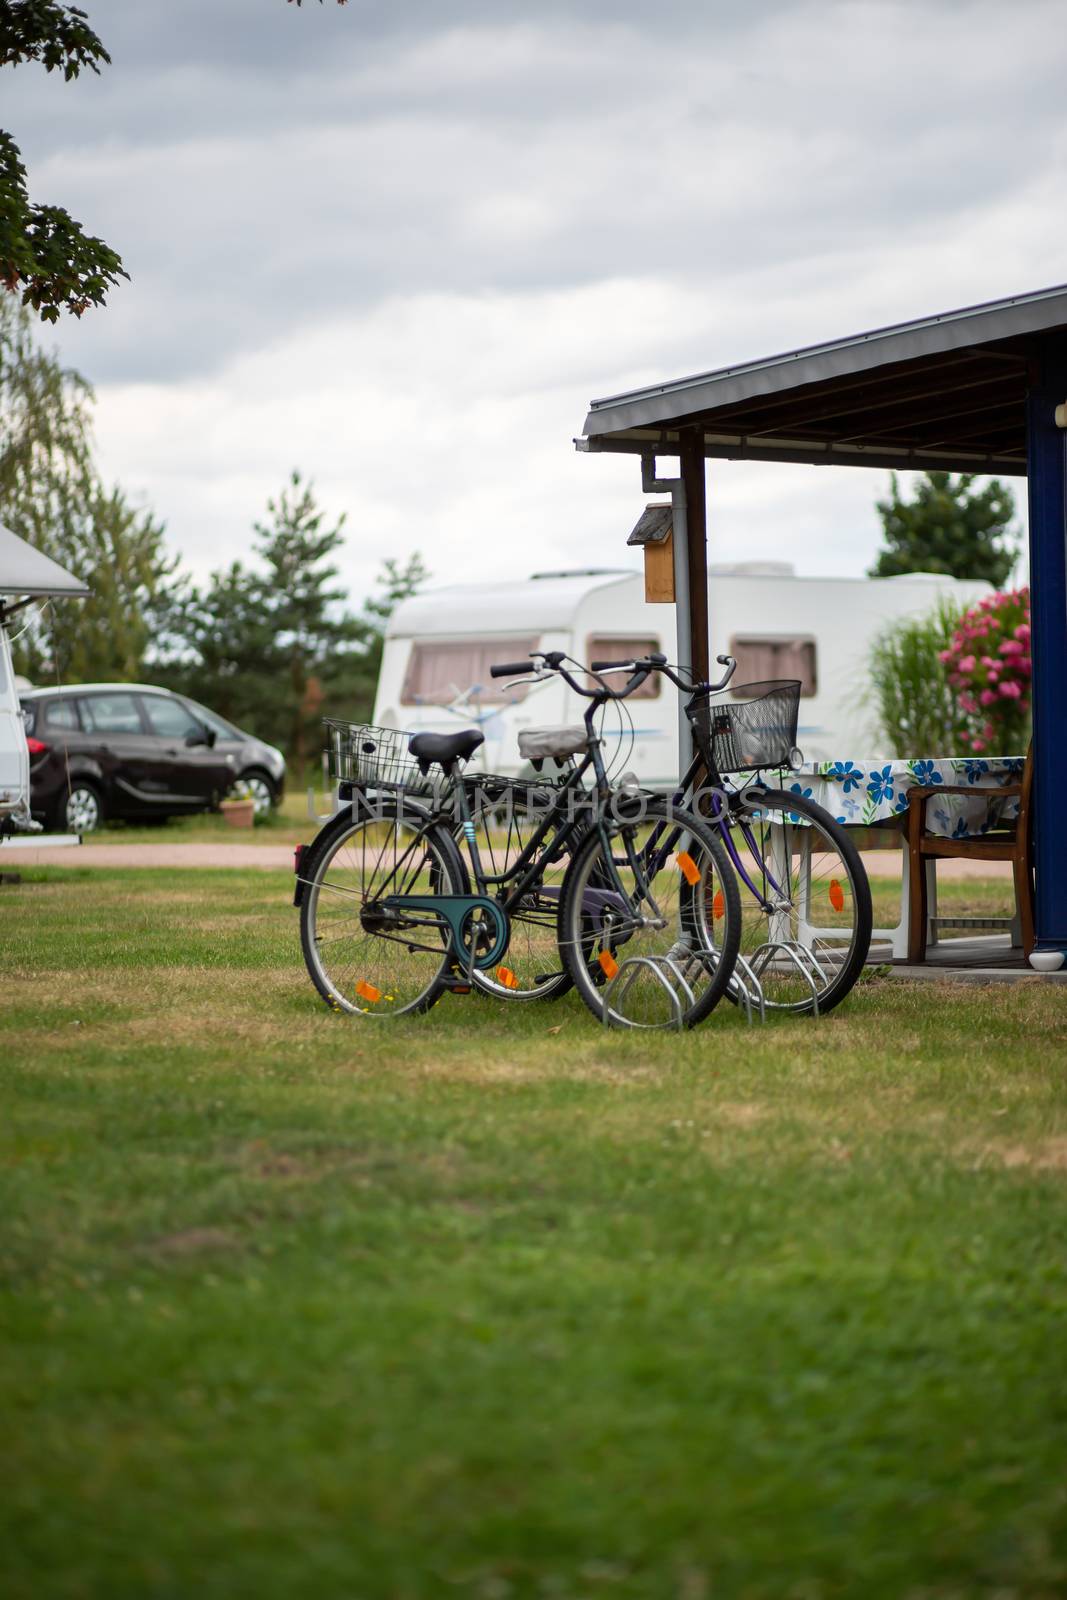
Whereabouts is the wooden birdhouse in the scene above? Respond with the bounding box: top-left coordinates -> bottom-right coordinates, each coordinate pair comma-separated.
627,502 -> 674,603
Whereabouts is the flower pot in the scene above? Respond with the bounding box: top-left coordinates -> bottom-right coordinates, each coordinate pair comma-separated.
220,798 -> 255,830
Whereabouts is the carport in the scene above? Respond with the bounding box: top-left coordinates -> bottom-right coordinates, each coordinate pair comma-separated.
575,283 -> 1067,957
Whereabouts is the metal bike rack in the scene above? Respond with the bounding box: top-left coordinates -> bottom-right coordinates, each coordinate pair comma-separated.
749,939 -> 822,1016
601,953 -> 695,1031
726,950 -> 767,1025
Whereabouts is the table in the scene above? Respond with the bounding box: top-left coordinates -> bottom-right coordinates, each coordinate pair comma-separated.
784,757 -> 1026,960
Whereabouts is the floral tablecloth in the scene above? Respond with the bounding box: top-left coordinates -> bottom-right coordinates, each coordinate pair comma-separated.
787,757 -> 1025,839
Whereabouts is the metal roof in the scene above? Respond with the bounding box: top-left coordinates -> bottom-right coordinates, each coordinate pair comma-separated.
578,282 -> 1067,475
0,521 -> 91,601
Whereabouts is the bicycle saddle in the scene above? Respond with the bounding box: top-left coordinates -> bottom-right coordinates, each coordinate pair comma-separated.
517,726 -> 588,761
408,728 -> 485,772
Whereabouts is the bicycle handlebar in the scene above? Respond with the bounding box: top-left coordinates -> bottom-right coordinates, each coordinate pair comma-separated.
489,660 -> 533,679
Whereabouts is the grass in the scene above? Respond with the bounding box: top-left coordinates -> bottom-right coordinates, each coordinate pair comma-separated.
78,787 -> 322,846
3,867 -> 1066,1598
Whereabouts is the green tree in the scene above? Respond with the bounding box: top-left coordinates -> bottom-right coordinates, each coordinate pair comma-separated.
869,470 -> 1018,586
161,474 -> 426,769
1,1 -> 127,321
1,290 -> 179,681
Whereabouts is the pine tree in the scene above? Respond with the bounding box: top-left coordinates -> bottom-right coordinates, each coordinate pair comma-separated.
869,471 -> 1018,587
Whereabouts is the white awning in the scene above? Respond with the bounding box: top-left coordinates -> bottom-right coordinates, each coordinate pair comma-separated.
0,522 -> 91,600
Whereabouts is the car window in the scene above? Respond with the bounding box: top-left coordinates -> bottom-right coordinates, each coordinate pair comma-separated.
80,693 -> 145,735
141,696 -> 205,740
184,700 -> 240,741
20,701 -> 36,736
45,699 -> 81,731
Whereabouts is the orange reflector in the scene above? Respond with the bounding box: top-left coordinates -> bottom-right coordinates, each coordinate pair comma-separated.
712,890 -> 725,921
828,879 -> 845,913
676,850 -> 700,886
598,950 -> 620,980
496,965 -> 520,990
355,979 -> 383,1003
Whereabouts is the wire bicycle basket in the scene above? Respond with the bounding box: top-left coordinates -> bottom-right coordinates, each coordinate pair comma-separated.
324,720 -> 434,793
687,680 -> 801,773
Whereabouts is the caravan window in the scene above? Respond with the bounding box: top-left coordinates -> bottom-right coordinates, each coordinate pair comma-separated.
401,638 -> 539,705
585,637 -> 661,699
729,636 -> 817,697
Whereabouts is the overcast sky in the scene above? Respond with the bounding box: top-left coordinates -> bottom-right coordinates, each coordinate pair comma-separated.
7,0 -> 1065,602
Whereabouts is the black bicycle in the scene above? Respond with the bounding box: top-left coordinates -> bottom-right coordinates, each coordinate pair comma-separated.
296,653 -> 742,1030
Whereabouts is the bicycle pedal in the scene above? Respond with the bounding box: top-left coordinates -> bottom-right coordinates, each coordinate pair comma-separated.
441,972 -> 474,994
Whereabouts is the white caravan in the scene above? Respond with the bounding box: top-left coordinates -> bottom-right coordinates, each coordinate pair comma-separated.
373,563 -> 991,786
0,522 -> 89,838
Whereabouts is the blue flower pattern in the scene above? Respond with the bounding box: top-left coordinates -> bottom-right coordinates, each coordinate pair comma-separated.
828,760 -> 864,793
866,766 -> 894,805
794,756 -> 1022,840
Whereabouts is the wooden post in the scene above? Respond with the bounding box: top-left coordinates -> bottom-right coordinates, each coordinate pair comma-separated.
680,429 -> 710,683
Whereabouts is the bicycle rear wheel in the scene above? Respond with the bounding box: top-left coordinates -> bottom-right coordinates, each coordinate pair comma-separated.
724,788 -> 872,1015
558,799 -> 741,1030
300,799 -> 467,1017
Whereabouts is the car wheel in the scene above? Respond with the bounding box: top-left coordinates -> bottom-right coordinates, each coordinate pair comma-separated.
236,771 -> 275,819
64,781 -> 104,834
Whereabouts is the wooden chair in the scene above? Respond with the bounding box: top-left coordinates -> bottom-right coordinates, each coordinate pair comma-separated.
906,747 -> 1034,963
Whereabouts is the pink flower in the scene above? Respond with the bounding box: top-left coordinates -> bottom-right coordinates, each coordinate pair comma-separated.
979,689 -> 997,706
958,655 -> 975,672
937,648 -> 952,664
972,738 -> 986,752
1014,623 -> 1030,643
960,693 -> 977,713
981,656 -> 995,668
999,680 -> 1022,699
999,639 -> 1024,656
983,722 -> 996,738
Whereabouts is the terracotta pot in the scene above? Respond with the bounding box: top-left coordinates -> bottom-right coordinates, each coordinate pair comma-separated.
220,798 -> 255,830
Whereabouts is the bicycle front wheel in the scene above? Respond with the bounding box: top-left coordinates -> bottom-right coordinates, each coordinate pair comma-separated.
724,788 -> 872,1015
300,799 -> 467,1018
558,800 -> 741,1030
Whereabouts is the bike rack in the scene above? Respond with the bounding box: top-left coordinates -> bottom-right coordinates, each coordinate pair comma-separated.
726,950 -> 767,1025
749,939 -> 821,1016
601,954 -> 695,1031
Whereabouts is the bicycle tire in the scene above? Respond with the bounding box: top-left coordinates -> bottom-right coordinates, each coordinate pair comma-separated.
725,787 -> 872,1016
299,795 -> 469,1018
557,798 -> 741,1029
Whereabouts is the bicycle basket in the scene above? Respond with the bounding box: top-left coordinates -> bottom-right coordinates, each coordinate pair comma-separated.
686,680 -> 801,773
323,720 -> 431,792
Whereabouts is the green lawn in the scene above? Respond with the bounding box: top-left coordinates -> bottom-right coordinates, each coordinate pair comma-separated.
3,868 -> 1066,1599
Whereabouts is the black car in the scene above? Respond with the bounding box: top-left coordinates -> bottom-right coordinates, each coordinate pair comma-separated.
20,684 -> 286,832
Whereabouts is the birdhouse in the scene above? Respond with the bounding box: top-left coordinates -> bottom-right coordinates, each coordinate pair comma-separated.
627,503 -> 674,603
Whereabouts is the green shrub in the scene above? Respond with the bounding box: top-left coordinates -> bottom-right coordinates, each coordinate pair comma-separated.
867,599 -> 971,757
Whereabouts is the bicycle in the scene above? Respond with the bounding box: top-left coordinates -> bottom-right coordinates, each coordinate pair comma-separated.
585,651 -> 874,1016
296,654 -> 742,1030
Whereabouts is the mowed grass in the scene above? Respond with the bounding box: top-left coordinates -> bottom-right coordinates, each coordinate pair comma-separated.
3,869 -> 1067,1599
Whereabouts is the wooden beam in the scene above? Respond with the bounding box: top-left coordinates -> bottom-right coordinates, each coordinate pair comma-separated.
680,428 -> 709,683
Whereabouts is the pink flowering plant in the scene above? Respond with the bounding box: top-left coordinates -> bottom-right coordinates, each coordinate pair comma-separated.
938,587 -> 1031,754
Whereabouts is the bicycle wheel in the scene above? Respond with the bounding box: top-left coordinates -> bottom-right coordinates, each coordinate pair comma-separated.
723,788 -> 872,1015
558,798 -> 741,1029
300,798 -> 468,1017
458,780 -> 578,1001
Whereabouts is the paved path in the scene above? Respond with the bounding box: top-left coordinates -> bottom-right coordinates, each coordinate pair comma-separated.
4,840 -> 1012,879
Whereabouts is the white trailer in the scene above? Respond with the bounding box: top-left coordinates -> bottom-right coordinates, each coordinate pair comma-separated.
373,563 -> 991,785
